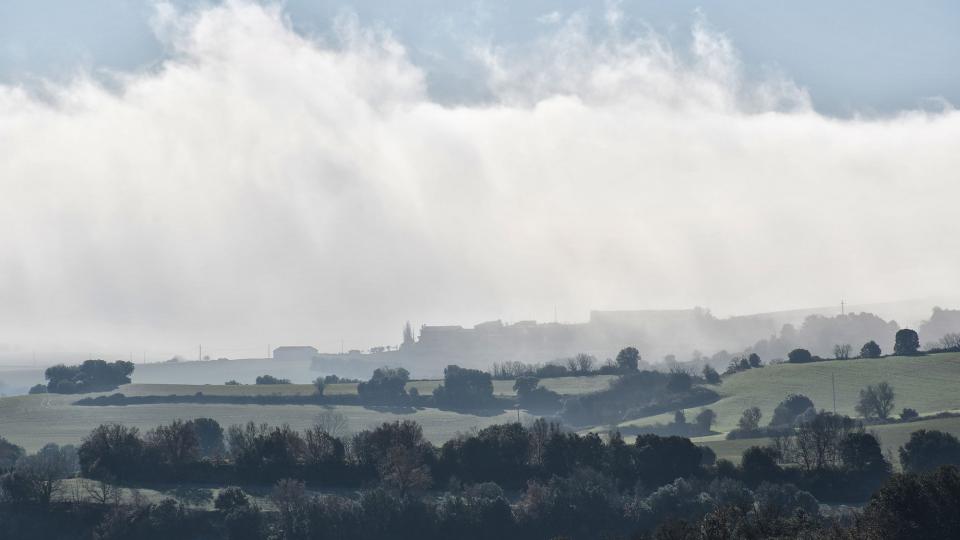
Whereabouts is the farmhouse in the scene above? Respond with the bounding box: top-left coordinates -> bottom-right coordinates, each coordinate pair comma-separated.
272,345 -> 318,362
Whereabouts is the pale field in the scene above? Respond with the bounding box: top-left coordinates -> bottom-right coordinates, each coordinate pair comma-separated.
121,374 -> 617,399
0,392 -> 539,452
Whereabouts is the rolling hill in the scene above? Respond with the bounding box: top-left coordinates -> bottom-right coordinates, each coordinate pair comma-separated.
0,375 -> 618,452
613,352 -> 960,434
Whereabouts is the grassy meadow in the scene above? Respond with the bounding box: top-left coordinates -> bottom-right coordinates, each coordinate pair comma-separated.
4,353 -> 960,458
0,392 -> 540,452
122,374 -> 618,399
613,353 -> 960,434
697,415 -> 960,468
0,375 -> 617,452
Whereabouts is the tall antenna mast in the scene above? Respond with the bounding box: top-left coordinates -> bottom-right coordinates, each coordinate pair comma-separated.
841,299 -> 845,315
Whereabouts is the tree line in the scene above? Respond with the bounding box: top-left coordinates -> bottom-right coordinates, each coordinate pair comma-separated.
4,415 -> 960,538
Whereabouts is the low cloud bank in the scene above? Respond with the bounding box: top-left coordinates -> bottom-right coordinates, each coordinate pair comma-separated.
0,2 -> 957,358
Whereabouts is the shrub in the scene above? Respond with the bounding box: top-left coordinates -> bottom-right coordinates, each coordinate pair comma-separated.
514,377 -> 561,411
192,418 -> 226,458
740,446 -> 782,487
899,430 -> 960,472
0,436 -> 25,469
702,365 -> 721,384
357,367 -> 410,404
861,466 -> 960,539
255,375 -> 291,385
900,408 -> 919,421
215,487 -> 250,512
666,371 -> 692,392
78,423 -> 144,481
616,347 -> 640,372
44,360 -> 134,394
770,394 -> 814,427
787,349 -> 813,364
738,407 -> 762,432
860,340 -> 882,358
695,409 -> 716,432
432,365 -> 494,408
894,329 -> 920,356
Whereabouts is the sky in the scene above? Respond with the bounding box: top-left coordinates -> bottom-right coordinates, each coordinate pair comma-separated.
0,1 -> 959,360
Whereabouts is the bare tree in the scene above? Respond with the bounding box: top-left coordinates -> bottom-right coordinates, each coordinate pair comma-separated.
314,410 -> 350,439
271,479 -> 309,538
14,443 -> 77,506
575,353 -> 596,374
738,407 -> 762,432
145,419 -> 199,467
304,427 -> 345,465
68,478 -> 85,505
83,478 -> 122,506
378,446 -> 432,498
856,382 -> 895,419
778,412 -> 862,471
833,344 -> 852,360
939,333 -> 960,350
528,418 -> 560,466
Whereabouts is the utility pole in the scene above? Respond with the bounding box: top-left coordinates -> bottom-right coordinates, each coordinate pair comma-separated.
841,299 -> 845,315
199,344 -> 202,362
832,373 -> 837,413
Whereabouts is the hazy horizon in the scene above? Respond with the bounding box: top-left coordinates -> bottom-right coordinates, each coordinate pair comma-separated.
2,2 -> 959,360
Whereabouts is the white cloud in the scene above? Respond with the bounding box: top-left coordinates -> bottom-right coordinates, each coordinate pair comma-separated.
0,2 -> 958,358
536,11 -> 562,25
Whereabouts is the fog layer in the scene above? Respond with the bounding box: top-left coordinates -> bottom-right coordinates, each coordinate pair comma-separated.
1,2 -> 958,358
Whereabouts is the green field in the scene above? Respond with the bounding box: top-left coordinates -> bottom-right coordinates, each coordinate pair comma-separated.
0,376 -> 617,453
698,415 -> 960,469
120,383 -> 352,397
600,353 -> 960,466
6,353 -> 958,458
0,392 -> 541,452
614,353 -> 960,434
122,375 -> 617,399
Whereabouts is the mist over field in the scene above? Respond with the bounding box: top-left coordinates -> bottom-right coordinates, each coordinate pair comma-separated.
1,1 -> 959,359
